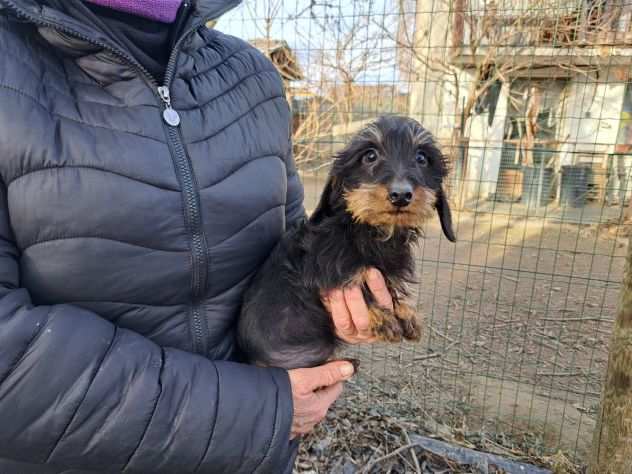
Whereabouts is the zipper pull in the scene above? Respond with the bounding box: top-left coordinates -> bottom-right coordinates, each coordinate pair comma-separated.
158,86 -> 181,126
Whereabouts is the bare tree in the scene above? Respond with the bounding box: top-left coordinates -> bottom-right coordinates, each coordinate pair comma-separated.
295,1 -> 392,126
245,0 -> 283,41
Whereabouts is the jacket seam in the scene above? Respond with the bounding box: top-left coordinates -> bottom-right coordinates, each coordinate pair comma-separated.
188,94 -> 285,145
122,347 -> 165,473
45,325 -> 119,462
209,204 -> 284,250
22,235 -> 189,254
193,363 -> 221,473
186,46 -> 250,80
206,268 -> 256,301
0,83 -> 167,144
178,68 -> 278,112
7,164 -> 180,192
0,306 -> 56,390
65,299 -> 185,308
198,153 -> 283,191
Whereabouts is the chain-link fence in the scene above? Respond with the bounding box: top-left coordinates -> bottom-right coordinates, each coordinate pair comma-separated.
219,1 -> 632,470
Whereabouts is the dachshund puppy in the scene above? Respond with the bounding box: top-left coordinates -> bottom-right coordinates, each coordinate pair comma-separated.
238,116 -> 456,370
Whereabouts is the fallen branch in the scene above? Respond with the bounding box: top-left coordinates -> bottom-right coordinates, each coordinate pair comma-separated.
408,435 -> 552,474
429,325 -> 457,343
536,370 -> 585,377
398,424 -> 422,474
360,442 -> 421,473
360,435 -> 553,473
412,352 -> 442,362
413,341 -> 459,362
539,317 -> 613,323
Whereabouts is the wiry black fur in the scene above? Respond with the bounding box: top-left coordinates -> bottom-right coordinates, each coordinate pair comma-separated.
237,116 -> 455,369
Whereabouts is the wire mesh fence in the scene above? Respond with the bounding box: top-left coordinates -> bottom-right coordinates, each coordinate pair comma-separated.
218,0 -> 632,469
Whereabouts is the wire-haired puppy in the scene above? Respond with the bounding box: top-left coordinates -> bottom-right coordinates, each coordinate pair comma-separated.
238,116 -> 456,370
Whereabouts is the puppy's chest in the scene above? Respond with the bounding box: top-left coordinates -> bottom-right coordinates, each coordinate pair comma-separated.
318,243 -> 410,288
356,241 -> 412,277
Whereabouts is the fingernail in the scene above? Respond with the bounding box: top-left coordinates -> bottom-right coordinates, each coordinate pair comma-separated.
340,363 -> 354,377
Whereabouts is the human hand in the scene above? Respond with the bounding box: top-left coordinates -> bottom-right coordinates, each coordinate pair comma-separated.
288,360 -> 355,439
322,268 -> 393,344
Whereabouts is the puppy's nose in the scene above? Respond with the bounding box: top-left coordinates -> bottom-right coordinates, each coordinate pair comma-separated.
388,182 -> 413,208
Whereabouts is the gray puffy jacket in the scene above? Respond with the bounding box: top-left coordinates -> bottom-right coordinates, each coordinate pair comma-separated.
0,0 -> 304,472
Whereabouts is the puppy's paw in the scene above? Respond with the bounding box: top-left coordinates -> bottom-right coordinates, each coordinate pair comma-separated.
395,303 -> 422,341
399,317 -> 422,341
368,305 -> 403,342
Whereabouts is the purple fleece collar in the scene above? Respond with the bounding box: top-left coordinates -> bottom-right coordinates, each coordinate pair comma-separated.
84,0 -> 184,23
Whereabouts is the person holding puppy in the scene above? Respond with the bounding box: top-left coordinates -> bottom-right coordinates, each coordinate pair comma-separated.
0,0 -> 389,473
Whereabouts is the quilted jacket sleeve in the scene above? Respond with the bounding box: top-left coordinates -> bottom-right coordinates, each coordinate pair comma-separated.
0,182 -> 294,473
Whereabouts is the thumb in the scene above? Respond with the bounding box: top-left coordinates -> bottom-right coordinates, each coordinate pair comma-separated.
300,360 -> 355,392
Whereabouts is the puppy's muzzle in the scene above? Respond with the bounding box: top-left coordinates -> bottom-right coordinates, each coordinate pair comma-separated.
388,181 -> 413,208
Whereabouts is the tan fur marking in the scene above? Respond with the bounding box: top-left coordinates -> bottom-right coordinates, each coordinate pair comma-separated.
344,184 -> 436,238
368,305 -> 403,342
395,302 -> 416,320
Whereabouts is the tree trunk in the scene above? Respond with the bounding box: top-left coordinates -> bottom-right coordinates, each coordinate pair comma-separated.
589,234 -> 632,474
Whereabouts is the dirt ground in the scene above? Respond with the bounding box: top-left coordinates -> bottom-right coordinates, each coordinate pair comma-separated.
298,171 -> 628,468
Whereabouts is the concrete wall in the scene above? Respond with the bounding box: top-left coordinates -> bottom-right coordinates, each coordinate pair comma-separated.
407,0 -> 452,135
558,69 -> 627,165
462,81 -> 509,200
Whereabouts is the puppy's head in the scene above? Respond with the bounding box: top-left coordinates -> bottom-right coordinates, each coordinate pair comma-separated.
312,116 -> 456,242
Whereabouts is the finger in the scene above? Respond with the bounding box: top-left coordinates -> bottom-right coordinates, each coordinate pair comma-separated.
291,422 -> 313,437
328,289 -> 356,339
367,268 -> 393,310
298,382 -> 344,428
295,361 -> 354,393
343,286 -> 372,338
314,381 -> 344,409
293,415 -> 319,430
291,420 -> 316,437
320,290 -> 332,311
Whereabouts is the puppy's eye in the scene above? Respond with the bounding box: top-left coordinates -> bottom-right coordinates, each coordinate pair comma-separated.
415,149 -> 428,166
363,149 -> 378,164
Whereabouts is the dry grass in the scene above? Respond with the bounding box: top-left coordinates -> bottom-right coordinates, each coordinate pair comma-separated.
294,383 -> 583,473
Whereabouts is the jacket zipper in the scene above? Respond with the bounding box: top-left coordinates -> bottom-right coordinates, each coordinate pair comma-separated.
3,0 -> 211,355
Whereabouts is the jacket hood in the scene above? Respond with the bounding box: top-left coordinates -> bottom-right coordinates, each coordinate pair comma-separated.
0,0 -> 242,84
0,0 -> 242,38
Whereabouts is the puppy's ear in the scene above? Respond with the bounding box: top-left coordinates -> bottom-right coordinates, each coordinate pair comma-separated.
435,187 -> 456,242
310,175 -> 341,224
